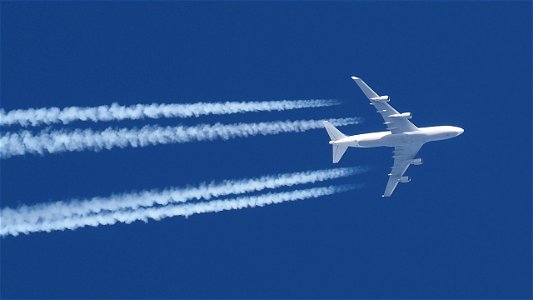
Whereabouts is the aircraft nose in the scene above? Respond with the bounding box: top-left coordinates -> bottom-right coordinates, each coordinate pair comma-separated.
456,127 -> 464,136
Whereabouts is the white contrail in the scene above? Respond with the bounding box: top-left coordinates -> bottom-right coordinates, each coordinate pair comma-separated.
0,167 -> 366,225
0,117 -> 360,158
0,184 -> 358,236
0,99 -> 339,127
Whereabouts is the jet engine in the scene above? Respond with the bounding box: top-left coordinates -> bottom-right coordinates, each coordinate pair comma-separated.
411,158 -> 423,165
390,112 -> 412,119
372,95 -> 390,102
398,176 -> 411,183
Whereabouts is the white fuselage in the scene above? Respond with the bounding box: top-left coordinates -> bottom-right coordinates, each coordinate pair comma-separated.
330,126 -> 464,148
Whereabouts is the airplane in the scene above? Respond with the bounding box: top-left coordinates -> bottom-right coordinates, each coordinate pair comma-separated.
323,76 -> 464,197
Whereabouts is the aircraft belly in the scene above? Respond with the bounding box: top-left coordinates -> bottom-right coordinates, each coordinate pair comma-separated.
358,137 -> 394,147
358,133 -> 426,148
386,133 -> 427,146
357,132 -> 393,147
357,140 -> 384,147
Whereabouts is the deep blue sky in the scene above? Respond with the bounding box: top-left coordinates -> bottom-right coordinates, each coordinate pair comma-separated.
1,2 -> 531,299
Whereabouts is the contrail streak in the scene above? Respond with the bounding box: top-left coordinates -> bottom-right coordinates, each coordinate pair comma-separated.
0,99 -> 339,127
1,167 -> 366,225
0,117 -> 360,158
0,184 -> 358,236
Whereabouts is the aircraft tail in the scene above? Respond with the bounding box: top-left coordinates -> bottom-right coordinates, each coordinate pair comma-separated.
323,121 -> 347,141
332,144 -> 348,163
323,121 -> 349,163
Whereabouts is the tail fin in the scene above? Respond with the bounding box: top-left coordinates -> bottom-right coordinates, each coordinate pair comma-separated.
323,121 -> 348,163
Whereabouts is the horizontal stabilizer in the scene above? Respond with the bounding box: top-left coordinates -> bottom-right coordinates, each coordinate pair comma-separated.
323,121 -> 347,141
333,144 -> 348,163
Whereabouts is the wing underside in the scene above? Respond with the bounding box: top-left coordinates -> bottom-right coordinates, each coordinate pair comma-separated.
383,144 -> 423,197
351,77 -> 417,134
371,101 -> 418,134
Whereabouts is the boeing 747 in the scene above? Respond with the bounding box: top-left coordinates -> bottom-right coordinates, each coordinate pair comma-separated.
324,76 -> 464,197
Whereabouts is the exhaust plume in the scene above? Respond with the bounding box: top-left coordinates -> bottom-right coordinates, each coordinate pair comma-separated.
1,167 -> 366,224
0,118 -> 360,158
0,184 -> 358,236
0,99 -> 339,127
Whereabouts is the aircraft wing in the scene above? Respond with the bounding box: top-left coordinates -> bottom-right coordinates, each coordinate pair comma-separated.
383,143 -> 423,197
351,76 -> 417,134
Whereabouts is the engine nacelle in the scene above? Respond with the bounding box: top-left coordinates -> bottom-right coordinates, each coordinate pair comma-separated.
411,158 -> 423,165
390,112 -> 412,119
398,176 -> 411,183
371,95 -> 390,102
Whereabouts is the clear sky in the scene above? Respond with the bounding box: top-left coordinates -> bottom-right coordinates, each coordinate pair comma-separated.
1,1 -> 531,299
